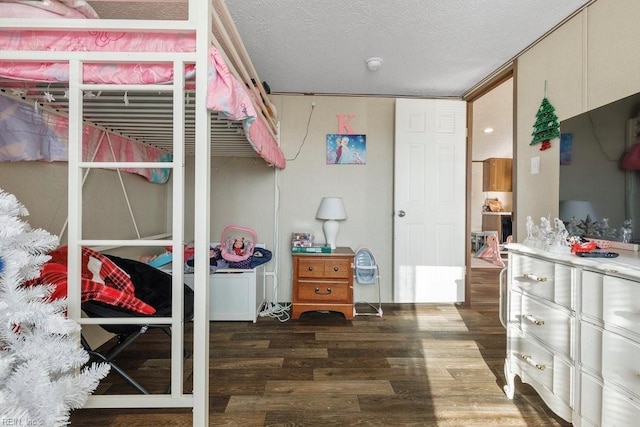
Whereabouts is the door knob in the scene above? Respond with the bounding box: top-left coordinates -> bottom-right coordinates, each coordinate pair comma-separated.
398,210 -> 406,217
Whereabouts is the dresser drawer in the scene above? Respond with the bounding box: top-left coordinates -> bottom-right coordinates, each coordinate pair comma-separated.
603,275 -> 640,336
580,321 -> 603,376
510,334 -> 572,406
296,258 -> 351,279
296,280 -> 351,303
508,335 -> 554,391
521,295 -> 573,358
602,329 -> 640,398
581,271 -> 603,321
508,289 -> 523,327
581,372 -> 640,427
510,254 -> 573,309
580,372 -> 603,427
602,384 -> 640,426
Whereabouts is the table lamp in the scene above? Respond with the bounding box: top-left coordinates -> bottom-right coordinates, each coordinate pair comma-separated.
316,197 -> 347,249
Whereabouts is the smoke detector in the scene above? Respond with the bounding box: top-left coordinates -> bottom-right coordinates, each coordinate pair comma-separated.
366,57 -> 383,71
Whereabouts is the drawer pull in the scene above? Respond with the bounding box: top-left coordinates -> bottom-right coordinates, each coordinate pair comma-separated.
523,314 -> 545,326
522,273 -> 548,282
308,266 -> 314,271
521,354 -> 546,370
333,266 -> 339,272
314,287 -> 332,295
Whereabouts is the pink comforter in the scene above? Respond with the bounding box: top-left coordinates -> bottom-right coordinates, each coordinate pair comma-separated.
0,1 -> 285,169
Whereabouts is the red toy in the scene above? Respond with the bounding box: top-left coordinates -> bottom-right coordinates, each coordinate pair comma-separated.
571,241 -> 598,254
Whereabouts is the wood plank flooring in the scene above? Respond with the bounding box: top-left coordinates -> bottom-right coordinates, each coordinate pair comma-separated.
69,268 -> 571,426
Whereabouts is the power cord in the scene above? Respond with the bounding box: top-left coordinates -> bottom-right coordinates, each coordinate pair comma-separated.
286,102 -> 315,162
259,301 -> 291,322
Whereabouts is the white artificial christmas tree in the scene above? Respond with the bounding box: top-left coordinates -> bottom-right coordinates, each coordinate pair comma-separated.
0,188 -> 110,426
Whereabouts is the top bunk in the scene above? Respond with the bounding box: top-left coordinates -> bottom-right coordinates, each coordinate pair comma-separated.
0,0 -> 286,174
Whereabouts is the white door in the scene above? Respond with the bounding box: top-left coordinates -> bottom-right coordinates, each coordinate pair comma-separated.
394,98 -> 466,303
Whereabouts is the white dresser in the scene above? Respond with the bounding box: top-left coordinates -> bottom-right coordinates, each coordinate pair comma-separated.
503,244 -> 640,425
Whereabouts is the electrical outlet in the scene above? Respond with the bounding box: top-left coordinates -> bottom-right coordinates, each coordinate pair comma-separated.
311,101 -> 316,107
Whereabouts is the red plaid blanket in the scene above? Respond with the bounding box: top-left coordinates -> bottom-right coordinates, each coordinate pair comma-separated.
26,246 -> 156,315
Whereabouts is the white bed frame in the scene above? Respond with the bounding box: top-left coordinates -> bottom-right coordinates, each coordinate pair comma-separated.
0,1 -> 277,424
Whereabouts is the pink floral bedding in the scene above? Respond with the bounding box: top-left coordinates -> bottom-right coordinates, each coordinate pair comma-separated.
0,0 -> 285,169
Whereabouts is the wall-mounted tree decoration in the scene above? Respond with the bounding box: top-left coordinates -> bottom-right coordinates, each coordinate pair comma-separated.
531,85 -> 560,151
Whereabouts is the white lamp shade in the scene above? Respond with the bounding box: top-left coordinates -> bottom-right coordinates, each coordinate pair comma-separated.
316,197 -> 347,220
316,197 -> 347,249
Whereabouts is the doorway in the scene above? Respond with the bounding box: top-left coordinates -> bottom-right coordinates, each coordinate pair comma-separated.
465,74 -> 514,305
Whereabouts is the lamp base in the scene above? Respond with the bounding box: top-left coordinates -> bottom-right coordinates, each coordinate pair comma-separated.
323,220 -> 340,250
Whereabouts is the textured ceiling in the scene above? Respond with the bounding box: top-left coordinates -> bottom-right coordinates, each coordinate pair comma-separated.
89,0 -> 591,97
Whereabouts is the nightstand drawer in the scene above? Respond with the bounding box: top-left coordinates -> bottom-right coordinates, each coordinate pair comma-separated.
297,280 -> 350,303
297,258 -> 351,279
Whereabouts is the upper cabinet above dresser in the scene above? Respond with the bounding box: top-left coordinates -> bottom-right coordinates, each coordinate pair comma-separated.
483,158 -> 512,192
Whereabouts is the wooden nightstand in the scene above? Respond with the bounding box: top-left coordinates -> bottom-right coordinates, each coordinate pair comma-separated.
291,247 -> 354,320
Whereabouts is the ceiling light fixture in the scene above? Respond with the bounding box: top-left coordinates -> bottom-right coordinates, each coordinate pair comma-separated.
366,57 -> 383,71
483,127 -> 494,133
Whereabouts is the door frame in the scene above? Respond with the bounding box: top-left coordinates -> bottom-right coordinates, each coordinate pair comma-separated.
462,67 -> 515,307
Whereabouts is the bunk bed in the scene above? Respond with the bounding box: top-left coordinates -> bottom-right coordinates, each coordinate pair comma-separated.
0,0 -> 285,169
0,1 -> 281,424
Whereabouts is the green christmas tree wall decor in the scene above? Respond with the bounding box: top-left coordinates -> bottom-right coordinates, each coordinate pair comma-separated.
531,97 -> 560,151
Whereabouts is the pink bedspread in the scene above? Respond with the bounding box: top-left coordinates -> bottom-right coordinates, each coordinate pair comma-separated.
0,1 -> 285,169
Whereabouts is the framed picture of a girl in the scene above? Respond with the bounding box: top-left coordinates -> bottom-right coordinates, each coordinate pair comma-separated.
326,134 -> 366,164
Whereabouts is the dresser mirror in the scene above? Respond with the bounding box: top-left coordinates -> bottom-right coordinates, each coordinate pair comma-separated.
559,91 -> 640,242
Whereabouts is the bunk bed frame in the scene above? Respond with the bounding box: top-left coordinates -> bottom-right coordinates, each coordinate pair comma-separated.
0,1 -> 282,425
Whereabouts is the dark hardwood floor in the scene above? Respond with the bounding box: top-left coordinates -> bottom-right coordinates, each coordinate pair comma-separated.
70,268 -> 571,426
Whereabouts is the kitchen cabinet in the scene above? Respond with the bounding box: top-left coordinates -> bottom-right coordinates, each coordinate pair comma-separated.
482,212 -> 512,242
483,158 -> 512,191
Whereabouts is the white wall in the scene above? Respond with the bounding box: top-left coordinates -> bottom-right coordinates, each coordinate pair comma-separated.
471,78 -> 514,232
0,161 -> 169,255
515,0 -> 640,239
181,94 -> 395,303
275,95 -> 394,303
